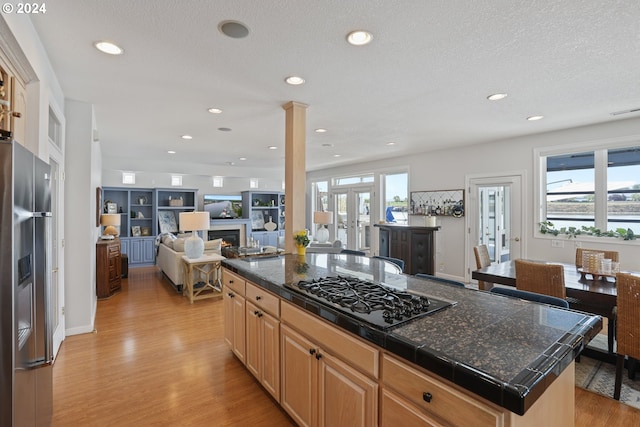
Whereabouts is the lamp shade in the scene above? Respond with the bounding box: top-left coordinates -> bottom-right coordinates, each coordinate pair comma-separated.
179,212 -> 210,259
179,211 -> 210,232
100,214 -> 121,236
313,211 -> 333,225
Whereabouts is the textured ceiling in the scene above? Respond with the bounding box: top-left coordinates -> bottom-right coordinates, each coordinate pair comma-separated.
30,0 -> 640,179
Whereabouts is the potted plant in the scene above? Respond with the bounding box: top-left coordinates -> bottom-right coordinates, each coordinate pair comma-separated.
293,230 -> 310,255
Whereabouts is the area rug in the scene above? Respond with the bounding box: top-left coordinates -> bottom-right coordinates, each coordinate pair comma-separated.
575,354 -> 640,410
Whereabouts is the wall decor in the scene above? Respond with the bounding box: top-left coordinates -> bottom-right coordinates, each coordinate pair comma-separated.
410,189 -> 465,217
141,227 -> 151,236
96,187 -> 102,227
250,211 -> 265,230
131,226 -> 141,237
106,202 -> 117,214
157,210 -> 178,233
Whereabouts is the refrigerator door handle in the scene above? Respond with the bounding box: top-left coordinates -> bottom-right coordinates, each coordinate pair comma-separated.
32,211 -> 54,367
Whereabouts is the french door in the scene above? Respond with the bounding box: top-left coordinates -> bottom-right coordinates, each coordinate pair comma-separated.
467,174 -> 524,281
331,185 -> 372,253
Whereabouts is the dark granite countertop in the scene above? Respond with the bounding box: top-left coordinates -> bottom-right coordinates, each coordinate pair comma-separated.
221,253 -> 602,415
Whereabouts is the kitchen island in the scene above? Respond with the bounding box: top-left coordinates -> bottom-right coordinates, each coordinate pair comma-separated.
221,253 -> 601,426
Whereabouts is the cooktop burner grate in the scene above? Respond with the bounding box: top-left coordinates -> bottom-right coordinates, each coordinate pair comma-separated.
288,276 -> 452,329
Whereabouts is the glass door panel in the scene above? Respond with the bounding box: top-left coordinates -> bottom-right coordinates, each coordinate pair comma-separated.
332,186 -> 372,253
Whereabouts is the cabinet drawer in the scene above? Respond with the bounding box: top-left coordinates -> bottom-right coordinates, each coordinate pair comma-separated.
382,354 -> 504,427
222,269 -> 245,296
281,301 -> 378,378
246,281 -> 280,317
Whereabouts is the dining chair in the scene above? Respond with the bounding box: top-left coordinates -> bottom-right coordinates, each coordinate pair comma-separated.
613,272 -> 640,400
490,286 -> 569,308
372,255 -> 404,272
473,245 -> 493,290
415,273 -> 465,287
514,259 -> 566,300
575,248 -> 619,268
341,249 -> 366,256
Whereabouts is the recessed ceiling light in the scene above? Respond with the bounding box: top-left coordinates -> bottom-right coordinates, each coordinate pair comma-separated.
527,115 -> 544,121
218,127 -> 232,132
219,21 -> 250,39
167,150 -> 176,154
315,128 -> 327,133
94,41 -> 124,55
227,161 -> 235,166
346,30 -> 373,46
181,135 -> 193,140
333,154 -> 342,158
487,93 -> 508,101
386,142 -> 396,146
208,108 -> 223,114
285,76 -> 305,85
268,146 -> 278,150
239,157 -> 247,161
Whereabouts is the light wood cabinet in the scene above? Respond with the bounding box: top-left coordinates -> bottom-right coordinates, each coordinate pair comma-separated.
280,301 -> 378,427
281,324 -> 378,427
382,353 -> 505,427
222,270 -> 246,363
245,282 -> 280,401
96,238 -> 122,299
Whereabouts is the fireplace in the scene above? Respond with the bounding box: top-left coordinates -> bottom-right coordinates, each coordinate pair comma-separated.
209,229 -> 240,247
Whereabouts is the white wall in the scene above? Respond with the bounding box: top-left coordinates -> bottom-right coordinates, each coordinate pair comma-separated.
63,100 -> 101,334
308,116 -> 640,281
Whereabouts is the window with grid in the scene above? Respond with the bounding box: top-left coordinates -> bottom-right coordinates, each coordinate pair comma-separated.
544,146 -> 640,235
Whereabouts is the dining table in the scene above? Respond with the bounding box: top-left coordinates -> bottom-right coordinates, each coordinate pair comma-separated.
472,260 -> 618,363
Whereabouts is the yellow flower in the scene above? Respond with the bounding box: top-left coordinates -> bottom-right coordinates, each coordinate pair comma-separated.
294,230 -> 310,247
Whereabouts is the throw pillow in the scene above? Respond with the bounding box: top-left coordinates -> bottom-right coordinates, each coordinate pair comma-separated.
204,238 -> 222,251
173,238 -> 185,252
162,234 -> 176,249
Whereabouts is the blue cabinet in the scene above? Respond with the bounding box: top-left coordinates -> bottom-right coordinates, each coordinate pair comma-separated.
128,237 -> 156,266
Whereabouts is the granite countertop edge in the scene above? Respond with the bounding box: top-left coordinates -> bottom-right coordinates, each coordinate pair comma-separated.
221,257 -> 602,416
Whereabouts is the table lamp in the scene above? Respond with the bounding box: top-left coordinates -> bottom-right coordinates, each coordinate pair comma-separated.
313,211 -> 333,244
179,211 -> 210,259
100,214 -> 120,239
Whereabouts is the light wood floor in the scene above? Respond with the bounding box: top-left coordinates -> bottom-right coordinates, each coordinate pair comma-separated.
52,266 -> 640,426
52,267 -> 295,426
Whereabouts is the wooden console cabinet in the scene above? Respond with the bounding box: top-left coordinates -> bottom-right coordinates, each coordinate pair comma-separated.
375,224 -> 439,275
96,238 -> 122,299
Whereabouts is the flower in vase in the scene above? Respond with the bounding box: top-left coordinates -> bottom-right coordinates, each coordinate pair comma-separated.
293,230 -> 310,247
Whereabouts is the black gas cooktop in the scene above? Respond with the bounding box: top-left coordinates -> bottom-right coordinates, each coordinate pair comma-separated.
286,275 -> 452,330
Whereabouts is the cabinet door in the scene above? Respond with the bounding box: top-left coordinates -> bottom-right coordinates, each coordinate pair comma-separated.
261,312 -> 280,401
381,389 -> 440,427
411,231 -> 434,275
142,239 -> 155,263
232,294 -> 246,363
281,325 -> 316,427
120,239 -> 130,256
129,238 -> 143,264
245,301 -> 261,378
11,76 -> 27,150
317,351 -> 378,427
223,290 -> 246,364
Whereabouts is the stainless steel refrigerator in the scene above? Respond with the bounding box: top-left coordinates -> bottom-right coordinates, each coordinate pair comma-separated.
0,139 -> 53,427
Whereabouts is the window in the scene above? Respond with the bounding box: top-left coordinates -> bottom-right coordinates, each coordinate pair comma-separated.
212,176 -> 223,187
122,172 -> 135,185
250,178 -> 259,189
171,175 -> 182,186
383,172 -> 408,224
48,106 -> 62,149
542,146 -> 640,235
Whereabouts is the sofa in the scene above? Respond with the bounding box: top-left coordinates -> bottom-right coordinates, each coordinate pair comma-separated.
156,234 -> 222,290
